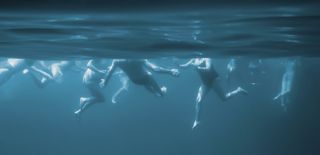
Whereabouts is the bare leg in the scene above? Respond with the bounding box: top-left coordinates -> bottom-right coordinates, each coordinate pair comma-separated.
225,87 -> 248,99
112,77 -> 129,104
193,84 -> 209,129
74,83 -> 105,115
274,90 -> 289,101
212,78 -> 248,101
274,73 -> 292,111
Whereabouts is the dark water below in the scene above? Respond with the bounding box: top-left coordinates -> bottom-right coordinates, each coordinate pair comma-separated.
0,5 -> 320,59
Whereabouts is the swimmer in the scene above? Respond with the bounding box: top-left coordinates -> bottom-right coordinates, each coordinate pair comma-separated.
274,59 -> 296,111
100,59 -> 180,97
74,59 -> 107,116
180,58 -> 248,129
37,60 -> 86,86
0,58 -> 52,87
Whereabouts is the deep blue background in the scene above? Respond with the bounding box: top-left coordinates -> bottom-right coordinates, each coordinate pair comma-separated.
0,58 -> 319,154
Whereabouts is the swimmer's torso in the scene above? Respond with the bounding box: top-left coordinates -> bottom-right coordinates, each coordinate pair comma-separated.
116,59 -> 150,84
195,59 -> 219,86
117,60 -> 150,83
83,61 -> 103,84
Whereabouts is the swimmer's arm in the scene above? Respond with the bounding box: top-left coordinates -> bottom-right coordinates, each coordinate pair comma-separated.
145,60 -> 179,76
87,60 -> 105,74
101,60 -> 118,86
197,59 -> 211,70
179,59 -> 195,68
30,66 -> 53,79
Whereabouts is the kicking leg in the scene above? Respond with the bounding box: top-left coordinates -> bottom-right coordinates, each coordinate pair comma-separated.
274,90 -> 289,101
212,78 -> 248,101
74,97 -> 90,115
193,84 -> 209,129
74,83 -> 105,115
225,86 -> 248,100
112,77 -> 129,104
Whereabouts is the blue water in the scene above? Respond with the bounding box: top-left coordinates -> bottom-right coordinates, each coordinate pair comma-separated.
0,4 -> 320,155
0,5 -> 320,59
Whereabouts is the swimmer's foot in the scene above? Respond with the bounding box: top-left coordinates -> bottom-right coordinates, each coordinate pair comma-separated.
161,86 -> 167,94
192,120 -> 200,130
273,95 -> 280,101
75,97 -> 89,116
74,109 -> 81,115
274,91 -> 289,101
111,98 -> 117,104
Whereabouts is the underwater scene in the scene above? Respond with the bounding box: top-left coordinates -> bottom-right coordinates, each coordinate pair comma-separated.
0,1 -> 320,155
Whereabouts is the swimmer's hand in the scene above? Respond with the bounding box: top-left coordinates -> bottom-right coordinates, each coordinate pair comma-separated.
22,69 -> 29,74
170,69 -> 180,77
99,79 -> 106,88
99,69 -> 107,74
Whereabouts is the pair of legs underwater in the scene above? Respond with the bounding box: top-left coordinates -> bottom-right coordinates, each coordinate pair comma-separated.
74,59 -> 178,116
193,78 -> 248,129
179,57 -> 248,129
74,82 -> 105,115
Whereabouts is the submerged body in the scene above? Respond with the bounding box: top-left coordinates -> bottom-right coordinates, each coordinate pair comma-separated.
37,60 -> 85,86
75,59 -> 179,115
274,59 -> 296,111
74,60 -> 106,116
180,58 -> 248,129
101,59 -> 179,97
0,59 -> 52,87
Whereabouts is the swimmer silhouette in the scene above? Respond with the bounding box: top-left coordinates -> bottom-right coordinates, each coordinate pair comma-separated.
180,58 -> 248,129
0,58 -> 52,88
274,59 -> 296,111
100,59 -> 180,97
74,59 -> 107,116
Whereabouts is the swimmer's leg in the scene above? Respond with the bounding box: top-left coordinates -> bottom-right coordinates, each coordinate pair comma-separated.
112,79 -> 129,104
74,97 -> 90,115
74,84 -> 105,115
274,90 -> 290,111
225,86 -> 248,99
274,91 -> 287,101
193,84 -> 209,129
212,78 -> 248,101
